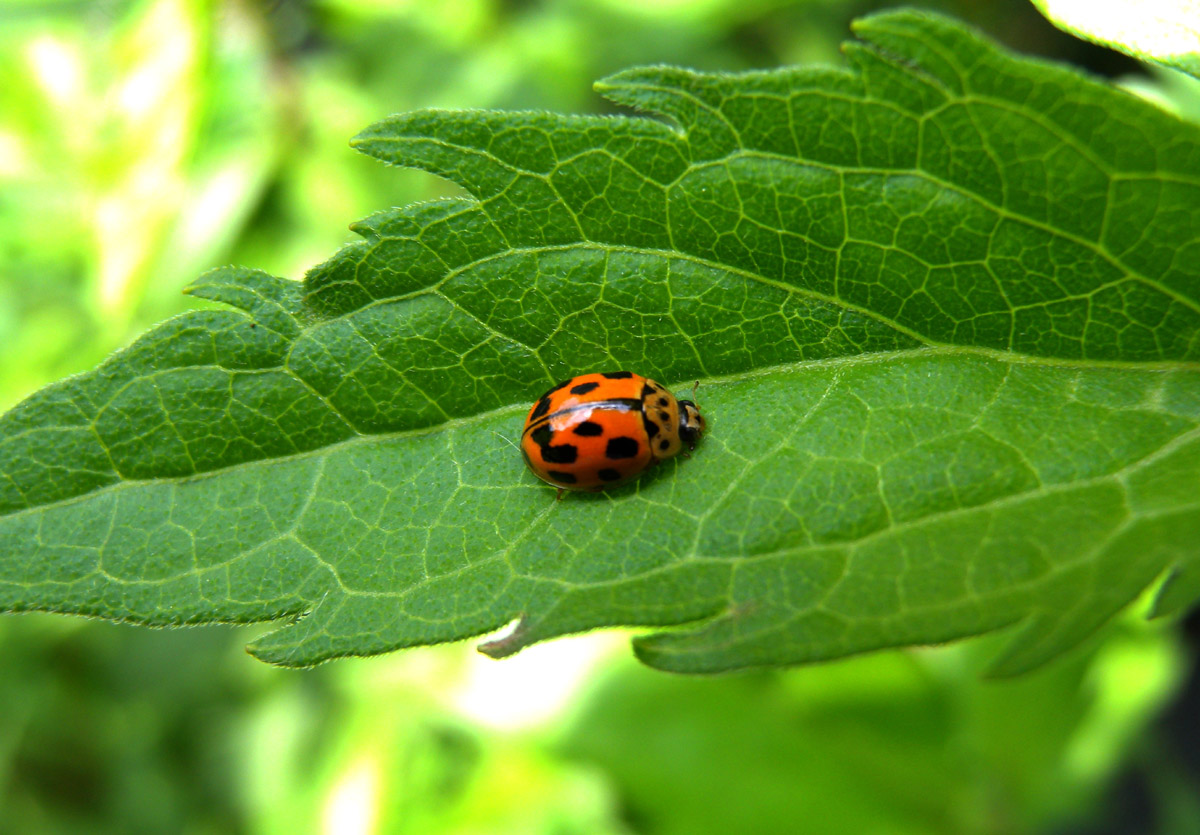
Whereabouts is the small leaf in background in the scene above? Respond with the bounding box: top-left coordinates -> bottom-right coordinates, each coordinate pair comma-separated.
1,10 -> 1198,676
1030,0 -> 1200,79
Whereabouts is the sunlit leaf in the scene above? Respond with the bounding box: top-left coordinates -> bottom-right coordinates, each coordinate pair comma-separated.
1032,0 -> 1200,80
2,10 -> 1198,674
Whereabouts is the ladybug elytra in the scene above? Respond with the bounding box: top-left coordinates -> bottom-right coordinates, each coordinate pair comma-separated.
520,371 -> 705,496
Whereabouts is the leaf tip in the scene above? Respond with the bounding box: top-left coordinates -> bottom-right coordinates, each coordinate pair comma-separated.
476,615 -> 531,659
593,64 -> 708,131
348,114 -> 409,157
593,64 -> 682,92
1149,564 -> 1200,620
181,264 -> 235,297
981,611 -> 1082,679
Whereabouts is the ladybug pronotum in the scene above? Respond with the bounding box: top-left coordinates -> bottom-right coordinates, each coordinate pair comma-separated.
520,371 -> 705,496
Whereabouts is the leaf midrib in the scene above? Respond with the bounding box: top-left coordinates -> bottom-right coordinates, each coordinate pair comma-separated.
700,423 -> 1200,566
6,347 -> 1197,523
299,431 -> 1200,603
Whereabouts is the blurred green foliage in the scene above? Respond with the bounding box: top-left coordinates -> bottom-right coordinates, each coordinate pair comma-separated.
0,0 -> 1197,832
560,620 -> 1182,835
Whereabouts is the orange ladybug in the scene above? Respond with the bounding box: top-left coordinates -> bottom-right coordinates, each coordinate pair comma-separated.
520,371 -> 705,495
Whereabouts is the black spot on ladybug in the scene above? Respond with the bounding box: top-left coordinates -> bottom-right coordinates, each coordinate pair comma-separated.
531,397 -> 552,420
598,468 -> 623,482
532,378 -> 572,405
657,397 -> 669,407
542,443 -> 578,464
658,411 -> 670,422
641,383 -> 657,398
659,439 -> 670,451
548,470 -> 577,484
530,425 -> 553,448
602,371 -> 633,379
573,421 -> 604,436
606,437 -> 639,459
570,381 -> 600,395
643,417 -> 659,438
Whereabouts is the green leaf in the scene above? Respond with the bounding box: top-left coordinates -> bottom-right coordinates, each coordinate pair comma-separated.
1031,0 -> 1200,81
2,10 -> 1198,674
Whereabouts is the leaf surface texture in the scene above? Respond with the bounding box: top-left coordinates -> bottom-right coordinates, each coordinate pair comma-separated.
2,11 -> 1198,673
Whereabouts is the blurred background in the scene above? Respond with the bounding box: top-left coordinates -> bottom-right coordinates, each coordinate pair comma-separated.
1,0 -> 1199,832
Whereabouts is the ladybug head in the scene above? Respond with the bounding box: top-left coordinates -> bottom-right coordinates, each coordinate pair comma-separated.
677,400 -> 705,450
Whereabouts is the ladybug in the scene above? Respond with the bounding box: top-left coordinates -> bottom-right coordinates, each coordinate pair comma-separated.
520,371 -> 705,496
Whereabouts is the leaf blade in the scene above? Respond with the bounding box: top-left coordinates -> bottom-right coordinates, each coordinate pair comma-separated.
2,10 -> 1199,673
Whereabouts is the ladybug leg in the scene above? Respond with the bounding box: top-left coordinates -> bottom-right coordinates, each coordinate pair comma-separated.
691,380 -> 700,398
555,487 -> 564,501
